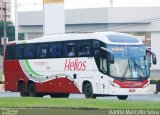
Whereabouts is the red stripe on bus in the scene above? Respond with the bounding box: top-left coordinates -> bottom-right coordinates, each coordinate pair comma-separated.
113,79 -> 148,88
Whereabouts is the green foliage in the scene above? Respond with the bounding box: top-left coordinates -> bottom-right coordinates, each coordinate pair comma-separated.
0,21 -> 24,42
0,81 -> 4,84
0,71 -> 3,83
0,21 -> 24,54
150,80 -> 160,84
0,21 -> 14,41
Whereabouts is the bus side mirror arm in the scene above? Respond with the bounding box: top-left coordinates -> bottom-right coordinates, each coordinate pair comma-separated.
100,47 -> 114,64
109,53 -> 114,64
146,49 -> 157,65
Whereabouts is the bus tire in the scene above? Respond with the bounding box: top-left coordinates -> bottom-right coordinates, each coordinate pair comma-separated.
84,83 -> 96,99
50,93 -> 69,98
19,82 -> 27,97
117,95 -> 128,100
28,83 -> 38,97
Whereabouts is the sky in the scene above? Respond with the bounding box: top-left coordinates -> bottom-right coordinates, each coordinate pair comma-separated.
11,0 -> 160,21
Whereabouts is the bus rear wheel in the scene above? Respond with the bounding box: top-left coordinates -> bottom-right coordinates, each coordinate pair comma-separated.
117,95 -> 128,100
28,83 -> 43,97
19,82 -> 27,96
84,83 -> 96,99
50,93 -> 69,98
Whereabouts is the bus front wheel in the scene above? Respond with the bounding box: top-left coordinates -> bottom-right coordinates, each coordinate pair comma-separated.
84,83 -> 96,99
117,95 -> 128,100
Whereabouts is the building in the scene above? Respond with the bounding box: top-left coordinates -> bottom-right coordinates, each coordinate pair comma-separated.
0,0 -> 3,20
0,0 -> 11,21
18,7 -> 160,70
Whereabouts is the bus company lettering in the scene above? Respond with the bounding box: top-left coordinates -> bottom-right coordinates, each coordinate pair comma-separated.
64,59 -> 86,71
34,62 -> 47,66
34,62 -> 51,70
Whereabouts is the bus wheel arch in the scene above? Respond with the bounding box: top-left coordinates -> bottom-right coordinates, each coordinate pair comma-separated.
18,80 -> 27,96
82,81 -> 96,99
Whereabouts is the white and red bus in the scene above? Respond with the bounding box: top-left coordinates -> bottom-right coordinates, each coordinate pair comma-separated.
4,32 -> 156,100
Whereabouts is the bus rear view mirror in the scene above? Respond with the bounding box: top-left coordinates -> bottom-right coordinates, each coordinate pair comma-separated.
109,53 -> 114,64
147,49 -> 157,65
152,52 -> 157,65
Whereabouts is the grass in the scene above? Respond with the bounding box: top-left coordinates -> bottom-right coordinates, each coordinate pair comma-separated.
0,97 -> 160,109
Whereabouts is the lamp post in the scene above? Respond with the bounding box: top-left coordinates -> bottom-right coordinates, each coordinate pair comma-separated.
1,3 -> 7,82
15,0 -> 18,41
3,3 -> 7,56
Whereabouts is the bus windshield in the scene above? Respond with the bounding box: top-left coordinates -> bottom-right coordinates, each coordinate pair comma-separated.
108,45 -> 150,80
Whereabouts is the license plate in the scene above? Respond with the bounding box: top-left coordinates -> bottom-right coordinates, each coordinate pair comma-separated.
129,89 -> 136,92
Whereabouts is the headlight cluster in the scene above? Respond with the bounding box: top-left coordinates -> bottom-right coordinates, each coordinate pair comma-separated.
110,81 -> 120,88
143,82 -> 149,88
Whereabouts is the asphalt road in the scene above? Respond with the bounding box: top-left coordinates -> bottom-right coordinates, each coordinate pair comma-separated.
0,92 -> 160,101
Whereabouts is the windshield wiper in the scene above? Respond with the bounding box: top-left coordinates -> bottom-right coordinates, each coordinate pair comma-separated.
122,59 -> 130,79
129,58 -> 144,81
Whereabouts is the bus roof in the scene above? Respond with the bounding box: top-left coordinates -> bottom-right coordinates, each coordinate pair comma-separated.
8,32 -> 143,46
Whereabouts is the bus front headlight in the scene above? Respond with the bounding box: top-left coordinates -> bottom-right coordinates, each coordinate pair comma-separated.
110,81 -> 120,88
143,82 -> 149,88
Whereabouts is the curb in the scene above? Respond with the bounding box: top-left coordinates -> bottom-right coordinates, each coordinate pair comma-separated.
0,106 -> 104,110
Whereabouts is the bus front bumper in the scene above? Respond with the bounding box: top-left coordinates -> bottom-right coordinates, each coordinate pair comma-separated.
108,85 -> 150,95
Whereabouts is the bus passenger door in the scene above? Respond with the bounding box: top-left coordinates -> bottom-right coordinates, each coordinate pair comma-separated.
98,49 -> 109,94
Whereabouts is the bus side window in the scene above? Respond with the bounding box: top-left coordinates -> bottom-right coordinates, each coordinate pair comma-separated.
36,44 -> 48,58
16,45 -> 24,59
78,41 -> 91,57
63,42 -> 76,57
93,41 -> 100,57
24,46 -> 30,58
24,44 -> 35,59
24,44 -> 36,59
6,45 -> 16,60
49,43 -> 61,58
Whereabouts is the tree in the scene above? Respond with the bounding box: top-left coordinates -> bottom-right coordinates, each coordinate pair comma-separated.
0,21 -> 24,42
0,21 -> 24,54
